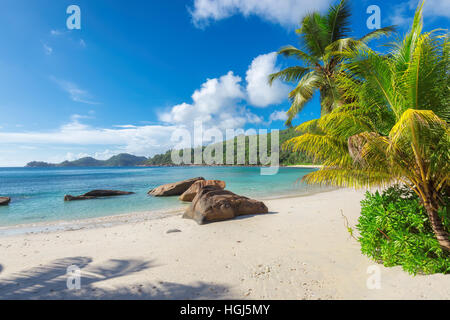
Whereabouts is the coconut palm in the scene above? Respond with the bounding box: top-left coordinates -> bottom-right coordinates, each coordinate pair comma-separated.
285,2 -> 450,250
269,0 -> 395,126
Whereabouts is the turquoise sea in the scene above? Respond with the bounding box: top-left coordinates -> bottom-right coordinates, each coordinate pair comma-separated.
0,166 -> 321,226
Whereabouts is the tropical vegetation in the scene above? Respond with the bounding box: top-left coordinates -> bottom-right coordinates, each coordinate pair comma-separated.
283,1 -> 450,255
358,186 -> 449,274
146,128 -> 314,166
269,0 -> 395,126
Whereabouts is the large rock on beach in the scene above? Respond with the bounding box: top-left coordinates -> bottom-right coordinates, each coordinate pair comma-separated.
183,186 -> 268,224
179,180 -> 226,202
148,177 -> 205,196
64,190 -> 134,201
0,197 -> 11,206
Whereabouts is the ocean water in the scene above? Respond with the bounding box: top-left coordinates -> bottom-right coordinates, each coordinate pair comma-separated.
0,166 -> 322,226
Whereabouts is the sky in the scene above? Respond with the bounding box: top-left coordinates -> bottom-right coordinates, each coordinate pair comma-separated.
0,0 -> 448,166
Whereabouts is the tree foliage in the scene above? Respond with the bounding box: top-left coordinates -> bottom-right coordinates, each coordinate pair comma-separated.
285,1 -> 450,251
146,128 -> 314,166
269,0 -> 395,126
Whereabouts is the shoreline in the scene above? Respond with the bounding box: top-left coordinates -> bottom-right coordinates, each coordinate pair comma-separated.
0,187 -> 448,299
0,206 -> 185,237
18,164 -> 323,169
286,164 -> 323,169
0,187 -> 336,237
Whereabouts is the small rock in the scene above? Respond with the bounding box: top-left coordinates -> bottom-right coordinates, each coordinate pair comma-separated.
64,190 -> 134,201
166,229 -> 182,234
0,197 -> 11,206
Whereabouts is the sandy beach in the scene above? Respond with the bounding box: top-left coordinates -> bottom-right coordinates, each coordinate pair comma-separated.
0,188 -> 448,300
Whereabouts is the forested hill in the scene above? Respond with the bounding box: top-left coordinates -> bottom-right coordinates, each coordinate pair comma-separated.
26,153 -> 148,167
146,128 -> 314,166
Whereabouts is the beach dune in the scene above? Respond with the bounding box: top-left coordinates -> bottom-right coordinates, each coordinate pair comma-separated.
0,188 -> 448,300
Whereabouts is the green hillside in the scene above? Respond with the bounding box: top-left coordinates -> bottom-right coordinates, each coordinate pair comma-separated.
26,153 -> 148,167
146,128 -> 314,166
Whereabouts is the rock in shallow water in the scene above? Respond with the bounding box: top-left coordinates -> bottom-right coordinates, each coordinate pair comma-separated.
179,180 -> 226,202
148,177 -> 204,196
64,190 -> 134,201
0,197 -> 11,206
183,186 -> 268,224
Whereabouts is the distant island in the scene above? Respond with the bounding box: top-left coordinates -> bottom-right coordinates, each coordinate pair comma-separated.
26,153 -> 148,168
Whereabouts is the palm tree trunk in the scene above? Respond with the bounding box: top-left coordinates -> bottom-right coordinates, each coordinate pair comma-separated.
423,198 -> 450,252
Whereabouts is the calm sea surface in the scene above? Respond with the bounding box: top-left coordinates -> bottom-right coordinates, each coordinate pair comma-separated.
0,166 -> 322,226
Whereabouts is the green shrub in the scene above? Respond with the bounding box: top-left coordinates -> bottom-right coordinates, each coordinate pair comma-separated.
357,185 -> 450,275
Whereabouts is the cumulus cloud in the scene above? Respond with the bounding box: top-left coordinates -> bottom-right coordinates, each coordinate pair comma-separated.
160,52 -> 290,131
246,52 -> 291,107
269,110 -> 288,123
190,0 -> 332,28
159,71 -> 261,130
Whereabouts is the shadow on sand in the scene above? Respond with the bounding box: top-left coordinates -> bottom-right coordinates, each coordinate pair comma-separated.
0,256 -> 229,300
232,211 -> 279,221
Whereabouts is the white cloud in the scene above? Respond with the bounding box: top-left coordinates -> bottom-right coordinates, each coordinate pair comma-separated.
51,77 -> 101,105
269,110 -> 288,123
389,0 -> 450,27
159,71 -> 260,130
190,0 -> 332,28
0,116 -> 179,162
422,0 -> 450,18
0,119 -> 159,145
65,152 -> 90,161
160,52 -> 290,131
93,149 -> 118,160
246,52 -> 291,107
64,150 -> 116,161
113,125 -> 138,128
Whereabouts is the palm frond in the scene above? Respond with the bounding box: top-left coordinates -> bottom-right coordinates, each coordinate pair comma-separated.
277,45 -> 318,65
359,26 -> 397,43
285,71 -> 322,126
302,167 -> 395,188
327,0 -> 352,43
297,12 -> 329,57
268,66 -> 310,85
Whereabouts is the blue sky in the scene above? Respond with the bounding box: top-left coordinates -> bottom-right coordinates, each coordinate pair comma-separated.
0,0 -> 448,166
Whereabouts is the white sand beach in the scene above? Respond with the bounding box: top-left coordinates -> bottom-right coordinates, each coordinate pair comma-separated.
0,188 -> 448,300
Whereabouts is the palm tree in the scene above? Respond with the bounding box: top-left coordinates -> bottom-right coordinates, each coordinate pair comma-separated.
285,2 -> 450,251
269,0 -> 395,126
